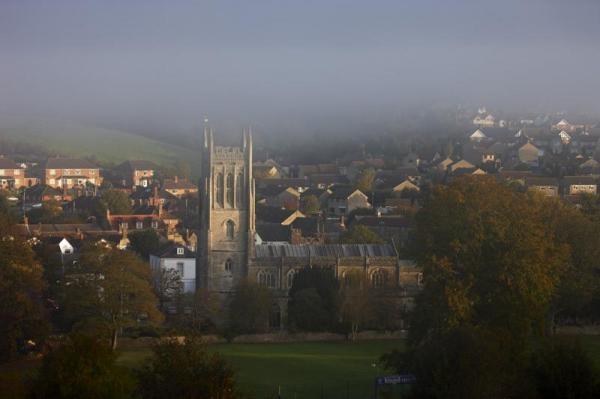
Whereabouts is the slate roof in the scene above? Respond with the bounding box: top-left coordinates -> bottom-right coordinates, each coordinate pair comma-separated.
328,185 -> 363,200
254,243 -> 397,258
255,206 -> 297,224
45,157 -> 97,169
256,223 -> 291,242
153,244 -> 196,258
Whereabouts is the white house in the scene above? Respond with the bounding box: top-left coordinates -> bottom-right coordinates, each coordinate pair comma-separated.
150,245 -> 197,294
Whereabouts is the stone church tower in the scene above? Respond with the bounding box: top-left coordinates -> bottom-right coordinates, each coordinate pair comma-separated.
198,127 -> 255,294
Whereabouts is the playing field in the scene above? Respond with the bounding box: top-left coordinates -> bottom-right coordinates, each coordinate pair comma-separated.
118,340 -> 407,399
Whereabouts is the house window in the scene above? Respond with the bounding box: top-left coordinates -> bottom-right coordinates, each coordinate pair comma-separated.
258,270 -> 276,288
151,220 -> 159,229
0,169 -> 4,175
177,247 -> 184,255
226,173 -> 234,207
226,220 -> 235,240
216,173 -> 224,207
14,169 -> 20,175
176,262 -> 184,276
120,222 -> 128,230
372,269 -> 387,288
225,259 -> 233,272
136,221 -> 143,229
49,169 -> 56,176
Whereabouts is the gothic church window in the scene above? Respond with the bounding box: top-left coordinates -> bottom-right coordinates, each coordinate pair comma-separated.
258,270 -> 276,288
226,220 -> 235,240
226,173 -> 234,207
372,269 -> 388,288
286,269 -> 296,289
236,173 -> 244,208
216,173 -> 224,207
225,258 -> 233,272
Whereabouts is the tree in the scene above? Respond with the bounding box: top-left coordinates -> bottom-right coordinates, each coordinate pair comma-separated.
339,271 -> 371,340
31,334 -> 136,399
409,176 -> 567,345
185,289 -> 220,333
63,245 -> 163,349
354,167 -> 376,193
0,214 -> 49,361
301,194 -> 321,214
136,336 -> 242,399
531,337 -> 600,399
153,267 -> 183,310
101,189 -> 132,214
288,267 -> 339,331
382,326 -> 535,399
27,199 -> 63,223
339,225 -> 384,244
228,281 -> 271,335
129,229 -> 160,260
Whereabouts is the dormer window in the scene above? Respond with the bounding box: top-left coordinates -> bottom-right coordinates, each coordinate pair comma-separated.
177,247 -> 184,255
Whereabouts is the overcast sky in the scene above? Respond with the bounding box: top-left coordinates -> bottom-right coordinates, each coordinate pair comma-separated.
1,0 -> 600,135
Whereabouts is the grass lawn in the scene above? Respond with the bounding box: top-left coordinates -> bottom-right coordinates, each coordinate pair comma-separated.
117,340 -> 406,399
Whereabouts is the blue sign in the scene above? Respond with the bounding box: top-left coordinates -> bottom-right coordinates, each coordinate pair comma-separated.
375,374 -> 416,385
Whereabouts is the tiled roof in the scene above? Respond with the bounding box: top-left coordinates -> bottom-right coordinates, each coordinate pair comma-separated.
154,244 -> 196,258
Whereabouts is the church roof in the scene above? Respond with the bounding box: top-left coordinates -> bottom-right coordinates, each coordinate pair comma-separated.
254,243 -> 397,258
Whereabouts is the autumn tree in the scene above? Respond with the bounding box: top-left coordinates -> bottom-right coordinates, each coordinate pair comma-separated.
0,214 -> 49,361
339,271 -> 371,340
101,189 -> 132,214
339,225 -> 384,244
409,176 -> 568,344
136,336 -> 243,399
32,334 -> 136,399
354,167 -> 376,193
63,244 -> 163,349
301,194 -> 321,214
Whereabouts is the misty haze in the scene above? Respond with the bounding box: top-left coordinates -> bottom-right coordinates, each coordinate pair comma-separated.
1,1 -> 600,399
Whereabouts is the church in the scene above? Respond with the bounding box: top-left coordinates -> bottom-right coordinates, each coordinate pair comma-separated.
197,129 -> 421,327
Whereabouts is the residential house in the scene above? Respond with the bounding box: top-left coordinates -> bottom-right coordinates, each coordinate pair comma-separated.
0,156 -> 25,189
524,177 -> 560,197
43,158 -> 100,189
255,205 -> 306,225
518,142 -> 542,166
327,186 -> 371,216
116,160 -> 156,188
163,176 -> 198,198
473,114 -> 496,127
261,186 -> 301,210
150,245 -> 197,294
562,176 -> 597,196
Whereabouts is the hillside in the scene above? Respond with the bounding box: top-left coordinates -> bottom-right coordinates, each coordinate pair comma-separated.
0,118 -> 200,175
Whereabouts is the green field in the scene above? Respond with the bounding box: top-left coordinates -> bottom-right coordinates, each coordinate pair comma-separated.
3,336 -> 600,399
0,117 -> 200,172
118,340 -> 406,399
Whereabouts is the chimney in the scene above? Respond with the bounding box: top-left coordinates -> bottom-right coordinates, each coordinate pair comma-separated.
174,176 -> 178,184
